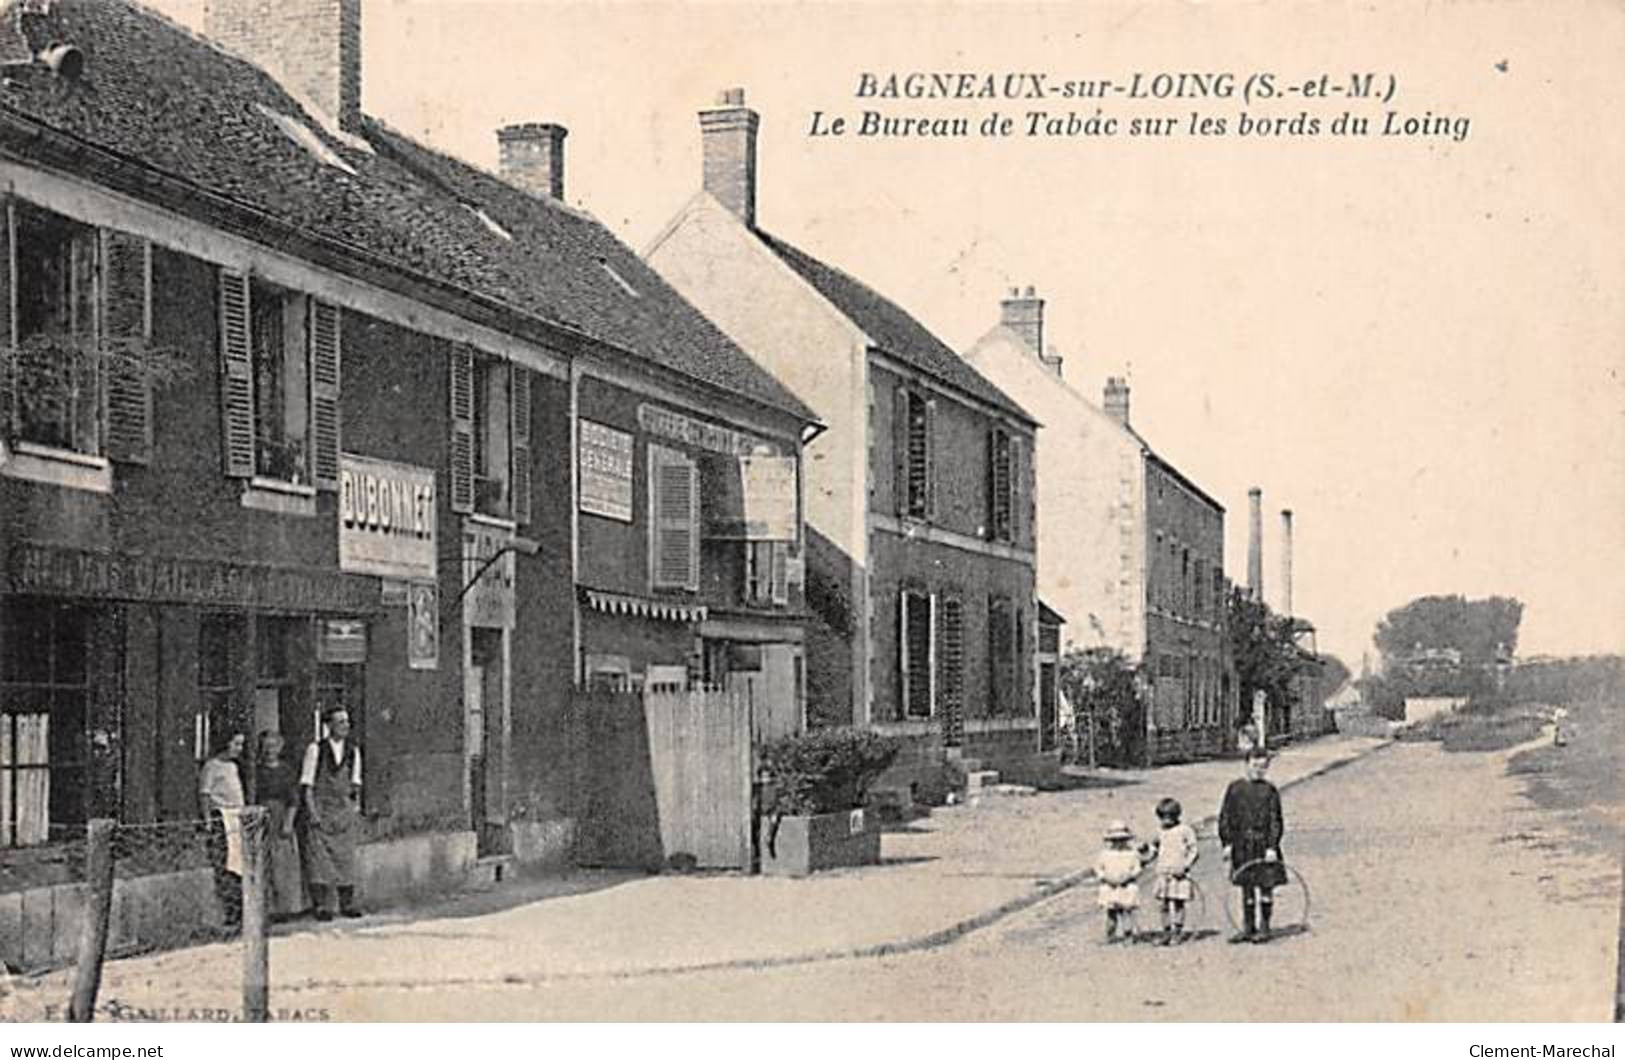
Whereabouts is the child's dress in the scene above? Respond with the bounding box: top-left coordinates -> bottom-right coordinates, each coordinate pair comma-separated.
1150,822 -> 1200,901
1095,847 -> 1143,910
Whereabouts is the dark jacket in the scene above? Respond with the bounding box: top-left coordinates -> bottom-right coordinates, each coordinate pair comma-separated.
1219,777 -> 1288,888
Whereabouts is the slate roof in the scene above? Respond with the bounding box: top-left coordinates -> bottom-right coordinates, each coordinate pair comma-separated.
755,231 -> 1034,424
0,0 -> 816,425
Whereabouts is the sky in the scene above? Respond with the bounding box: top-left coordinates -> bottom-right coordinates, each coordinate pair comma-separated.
150,0 -> 1625,666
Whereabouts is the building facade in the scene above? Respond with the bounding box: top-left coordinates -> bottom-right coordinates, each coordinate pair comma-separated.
648,90 -> 1041,787
0,0 -> 812,967
963,289 -> 1233,763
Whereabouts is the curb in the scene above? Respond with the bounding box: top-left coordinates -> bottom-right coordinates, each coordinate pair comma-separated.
265,738 -> 1395,993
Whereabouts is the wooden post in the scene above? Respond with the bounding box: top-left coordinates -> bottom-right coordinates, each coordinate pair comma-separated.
67,818 -> 116,1023
239,806 -> 269,1023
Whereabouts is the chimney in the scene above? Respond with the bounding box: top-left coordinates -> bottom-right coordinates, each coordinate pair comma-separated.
700,88 -> 759,227
1103,377 -> 1130,425
1000,286 -> 1045,359
1247,487 -> 1264,601
498,123 -> 568,200
205,0 -> 362,133
1280,509 -> 1295,617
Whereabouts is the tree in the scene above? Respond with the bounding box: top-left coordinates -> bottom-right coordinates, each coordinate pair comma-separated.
1057,647 -> 1144,767
1373,594 -> 1523,667
1226,586 -> 1319,726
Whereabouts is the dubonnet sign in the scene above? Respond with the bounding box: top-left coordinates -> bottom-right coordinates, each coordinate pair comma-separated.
338,455 -> 437,581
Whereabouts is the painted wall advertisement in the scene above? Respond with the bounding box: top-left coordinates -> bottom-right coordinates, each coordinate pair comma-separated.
704,454 -> 798,541
463,523 -> 516,630
579,420 -> 634,522
338,455 -> 438,581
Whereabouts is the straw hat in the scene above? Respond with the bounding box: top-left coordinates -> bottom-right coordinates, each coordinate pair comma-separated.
1103,819 -> 1133,840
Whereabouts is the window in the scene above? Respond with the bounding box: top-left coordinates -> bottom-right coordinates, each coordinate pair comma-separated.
899,588 -> 932,719
649,443 -> 699,591
1,599 -> 90,847
218,269 -> 340,489
1181,547 -> 1191,616
987,595 -> 1015,715
987,427 -> 1016,542
744,541 -> 789,607
197,612 -> 245,761
447,345 -> 530,522
893,386 -> 934,520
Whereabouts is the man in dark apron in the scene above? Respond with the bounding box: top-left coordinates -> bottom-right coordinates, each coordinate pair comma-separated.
1219,747 -> 1288,943
301,706 -> 364,921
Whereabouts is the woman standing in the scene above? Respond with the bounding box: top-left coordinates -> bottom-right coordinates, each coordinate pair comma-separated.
197,731 -> 246,932
256,730 -> 309,920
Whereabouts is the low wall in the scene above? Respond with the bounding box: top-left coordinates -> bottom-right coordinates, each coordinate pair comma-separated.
510,818 -> 576,874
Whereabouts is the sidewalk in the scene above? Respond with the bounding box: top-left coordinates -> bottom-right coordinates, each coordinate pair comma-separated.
8,734 -> 1388,1010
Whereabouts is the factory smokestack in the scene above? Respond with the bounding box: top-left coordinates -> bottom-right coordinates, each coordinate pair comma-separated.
1281,508 -> 1295,617
1247,487 -> 1263,600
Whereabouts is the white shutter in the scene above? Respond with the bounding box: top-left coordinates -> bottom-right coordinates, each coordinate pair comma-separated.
309,299 -> 341,490
217,268 -> 255,477
770,542 -> 789,606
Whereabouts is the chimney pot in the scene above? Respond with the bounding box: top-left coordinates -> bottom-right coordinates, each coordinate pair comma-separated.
497,122 -> 568,200
700,87 -> 760,227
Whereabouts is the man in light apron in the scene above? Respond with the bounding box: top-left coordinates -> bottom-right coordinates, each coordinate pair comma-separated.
301,706 -> 364,920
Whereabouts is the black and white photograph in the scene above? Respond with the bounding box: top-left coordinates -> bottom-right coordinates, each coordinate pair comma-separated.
0,0 -> 1620,1040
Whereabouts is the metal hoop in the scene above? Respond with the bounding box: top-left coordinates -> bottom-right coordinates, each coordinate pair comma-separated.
1220,859 -> 1312,934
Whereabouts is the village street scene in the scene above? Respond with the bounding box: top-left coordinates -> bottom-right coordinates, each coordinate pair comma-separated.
0,0 -> 1621,1029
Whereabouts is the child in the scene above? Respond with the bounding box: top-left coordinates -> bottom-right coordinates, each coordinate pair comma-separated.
1145,797 -> 1200,945
1219,747 -> 1288,943
1095,820 -> 1143,943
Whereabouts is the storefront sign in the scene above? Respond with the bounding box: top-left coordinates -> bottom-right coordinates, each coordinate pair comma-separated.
579,420 -> 634,522
462,523 -> 515,630
338,455 -> 437,580
637,403 -> 773,457
318,619 -> 368,664
704,455 -> 798,540
407,582 -> 439,670
7,543 -> 376,612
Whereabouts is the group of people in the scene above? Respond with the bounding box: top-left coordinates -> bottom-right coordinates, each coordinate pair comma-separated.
196,705 -> 366,931
1094,747 -> 1289,945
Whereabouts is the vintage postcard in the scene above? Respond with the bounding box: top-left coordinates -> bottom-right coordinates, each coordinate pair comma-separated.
0,0 -> 1620,1036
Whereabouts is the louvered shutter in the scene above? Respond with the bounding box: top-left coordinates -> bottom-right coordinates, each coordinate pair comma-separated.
896,591 -> 909,722
100,230 -> 152,464
308,299 -> 341,490
1010,433 -> 1026,546
0,199 -> 13,439
509,365 -> 531,525
650,444 -> 698,591
922,398 -> 937,521
447,344 -> 474,514
217,269 -> 255,477
892,385 -> 909,515
770,541 -> 789,605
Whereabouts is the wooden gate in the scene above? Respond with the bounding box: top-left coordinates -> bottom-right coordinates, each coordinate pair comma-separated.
574,687 -> 751,870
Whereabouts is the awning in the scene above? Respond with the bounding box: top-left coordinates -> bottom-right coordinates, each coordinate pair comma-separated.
580,587 -> 707,624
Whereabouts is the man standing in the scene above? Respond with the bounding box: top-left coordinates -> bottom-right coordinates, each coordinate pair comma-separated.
301,706 -> 364,921
1219,747 -> 1288,943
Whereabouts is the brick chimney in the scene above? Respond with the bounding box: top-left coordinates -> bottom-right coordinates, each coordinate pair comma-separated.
498,123 -> 567,200
700,88 -> 759,227
1280,508 -> 1295,617
1103,377 -> 1130,425
1000,286 -> 1045,356
1247,487 -> 1264,601
205,0 -> 362,133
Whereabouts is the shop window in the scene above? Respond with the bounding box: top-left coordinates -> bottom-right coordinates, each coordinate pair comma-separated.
893,386 -> 934,520
899,588 -> 932,719
197,612 -> 245,761
217,270 -> 341,489
448,345 -> 531,523
1,599 -> 90,847
743,541 -> 789,607
649,443 -> 699,591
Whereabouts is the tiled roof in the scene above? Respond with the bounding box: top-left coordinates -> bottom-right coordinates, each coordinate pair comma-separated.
0,0 -> 816,425
756,231 -> 1034,423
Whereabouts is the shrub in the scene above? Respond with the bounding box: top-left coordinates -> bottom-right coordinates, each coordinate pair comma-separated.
760,727 -> 900,815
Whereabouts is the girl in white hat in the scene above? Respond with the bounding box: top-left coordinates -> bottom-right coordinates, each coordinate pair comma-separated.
1095,819 -> 1143,943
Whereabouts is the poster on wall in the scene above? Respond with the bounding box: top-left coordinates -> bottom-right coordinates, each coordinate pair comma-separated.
407,581 -> 439,670
338,455 -> 438,580
704,454 -> 798,540
579,420 -> 634,522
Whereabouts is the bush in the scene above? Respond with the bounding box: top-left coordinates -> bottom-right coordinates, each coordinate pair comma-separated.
760,727 -> 900,815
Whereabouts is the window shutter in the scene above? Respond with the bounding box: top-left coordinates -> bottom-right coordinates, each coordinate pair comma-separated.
308,299 -> 341,490
0,199 -> 14,439
897,591 -> 910,722
1010,433 -> 1026,546
650,444 -> 698,590
770,541 -> 789,606
892,385 -> 909,515
99,230 -> 152,465
448,344 -> 475,514
509,365 -> 532,525
923,398 -> 937,520
217,268 -> 255,477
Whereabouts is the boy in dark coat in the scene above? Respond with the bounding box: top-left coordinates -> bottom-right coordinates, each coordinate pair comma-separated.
1219,747 -> 1288,943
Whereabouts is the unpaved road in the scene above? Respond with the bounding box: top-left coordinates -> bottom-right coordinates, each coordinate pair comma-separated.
5,728 -> 1618,1021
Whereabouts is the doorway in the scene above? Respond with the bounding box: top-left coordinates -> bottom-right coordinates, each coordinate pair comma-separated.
468,628 -> 507,855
